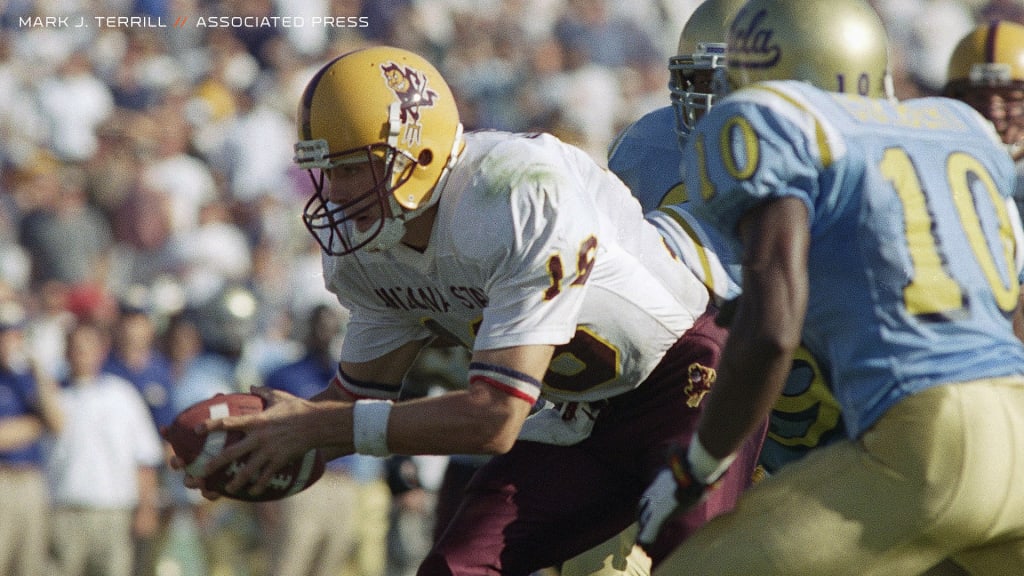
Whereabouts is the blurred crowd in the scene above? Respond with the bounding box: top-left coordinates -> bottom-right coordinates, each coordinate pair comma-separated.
3,0 -> 1023,340
2,0 -> 1024,575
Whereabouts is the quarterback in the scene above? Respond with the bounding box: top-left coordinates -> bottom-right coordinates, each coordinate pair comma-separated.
177,46 -> 764,574
645,0 -> 1024,574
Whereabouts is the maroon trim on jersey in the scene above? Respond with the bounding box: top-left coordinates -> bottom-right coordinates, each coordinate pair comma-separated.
468,361 -> 542,404
330,372 -> 362,400
331,367 -> 402,400
987,20 -> 1000,63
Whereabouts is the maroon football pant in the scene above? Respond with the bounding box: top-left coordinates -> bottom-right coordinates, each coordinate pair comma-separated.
418,311 -> 767,575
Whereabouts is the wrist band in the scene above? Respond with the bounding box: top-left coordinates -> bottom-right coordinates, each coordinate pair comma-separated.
687,435 -> 736,485
353,399 -> 393,456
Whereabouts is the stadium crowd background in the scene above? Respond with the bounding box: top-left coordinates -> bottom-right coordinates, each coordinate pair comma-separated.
1,1 -> 1023,575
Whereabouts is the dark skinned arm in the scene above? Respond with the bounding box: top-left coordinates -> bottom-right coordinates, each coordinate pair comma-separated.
696,196 -> 810,461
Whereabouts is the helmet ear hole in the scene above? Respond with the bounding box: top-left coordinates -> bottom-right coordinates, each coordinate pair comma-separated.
418,149 -> 433,166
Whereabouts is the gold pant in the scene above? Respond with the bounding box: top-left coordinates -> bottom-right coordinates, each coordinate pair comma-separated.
657,377 -> 1024,576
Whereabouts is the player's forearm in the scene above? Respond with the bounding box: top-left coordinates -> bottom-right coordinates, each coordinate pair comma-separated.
307,385 -> 528,458
698,336 -> 793,460
699,256 -> 801,459
699,197 -> 808,460
385,387 -> 530,455
329,343 -> 538,456
700,271 -> 806,459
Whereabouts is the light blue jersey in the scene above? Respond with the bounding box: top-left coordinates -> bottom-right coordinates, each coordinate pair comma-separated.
684,80 -> 1024,438
608,107 -> 742,303
609,104 -> 839,472
607,106 -> 684,213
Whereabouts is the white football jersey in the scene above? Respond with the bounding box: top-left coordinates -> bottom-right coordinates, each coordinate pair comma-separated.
323,131 -> 711,403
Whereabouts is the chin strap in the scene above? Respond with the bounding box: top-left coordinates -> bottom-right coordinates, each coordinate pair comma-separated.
386,102 -> 402,148
370,123 -> 466,253
410,122 -> 465,214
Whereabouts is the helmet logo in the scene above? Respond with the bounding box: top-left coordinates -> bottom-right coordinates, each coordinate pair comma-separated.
380,61 -> 438,145
729,8 -> 780,69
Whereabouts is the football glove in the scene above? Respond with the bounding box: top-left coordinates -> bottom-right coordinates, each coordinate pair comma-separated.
636,444 -> 719,548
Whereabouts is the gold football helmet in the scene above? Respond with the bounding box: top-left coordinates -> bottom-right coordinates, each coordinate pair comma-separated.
944,20 -> 1024,160
294,46 -> 464,255
669,0 -> 748,139
726,0 -> 892,98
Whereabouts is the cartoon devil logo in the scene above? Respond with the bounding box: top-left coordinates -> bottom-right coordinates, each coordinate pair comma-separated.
684,362 -> 717,408
380,61 -> 438,125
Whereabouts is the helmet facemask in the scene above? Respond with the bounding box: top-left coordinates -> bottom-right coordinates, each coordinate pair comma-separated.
296,138 -> 418,255
669,41 -> 729,143
667,0 -> 748,144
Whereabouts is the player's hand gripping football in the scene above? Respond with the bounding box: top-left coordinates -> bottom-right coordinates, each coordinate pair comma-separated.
636,443 -> 719,548
167,386 -> 328,499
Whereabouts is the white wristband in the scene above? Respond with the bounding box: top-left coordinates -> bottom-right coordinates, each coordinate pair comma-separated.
353,400 -> 393,456
687,435 -> 736,485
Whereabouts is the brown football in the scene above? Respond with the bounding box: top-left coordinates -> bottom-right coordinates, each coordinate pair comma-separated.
164,393 -> 324,502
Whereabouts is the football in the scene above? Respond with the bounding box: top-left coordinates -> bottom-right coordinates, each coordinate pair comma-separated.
164,393 -> 325,502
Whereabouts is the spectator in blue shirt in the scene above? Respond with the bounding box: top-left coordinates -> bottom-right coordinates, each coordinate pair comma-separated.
0,299 -> 63,576
105,303 -> 176,429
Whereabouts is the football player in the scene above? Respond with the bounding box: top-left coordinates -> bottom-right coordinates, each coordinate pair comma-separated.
608,0 -> 744,213
176,46 -> 765,573
641,0 -> 1024,573
944,20 -> 1024,226
945,20 -> 1024,162
608,0 -> 842,481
